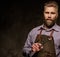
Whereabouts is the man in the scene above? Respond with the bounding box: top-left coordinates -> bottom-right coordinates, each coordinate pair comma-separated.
22,1 -> 60,57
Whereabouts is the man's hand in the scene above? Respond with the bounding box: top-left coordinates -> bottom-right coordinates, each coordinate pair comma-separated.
31,43 -> 43,52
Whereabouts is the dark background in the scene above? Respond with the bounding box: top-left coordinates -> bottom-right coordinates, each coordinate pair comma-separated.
0,0 -> 60,57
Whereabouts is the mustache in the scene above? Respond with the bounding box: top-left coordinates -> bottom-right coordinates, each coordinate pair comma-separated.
46,19 -> 53,21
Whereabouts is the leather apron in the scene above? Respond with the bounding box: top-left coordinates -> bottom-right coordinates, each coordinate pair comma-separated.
32,28 -> 56,57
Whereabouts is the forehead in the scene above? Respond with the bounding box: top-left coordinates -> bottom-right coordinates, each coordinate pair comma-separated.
44,7 -> 58,12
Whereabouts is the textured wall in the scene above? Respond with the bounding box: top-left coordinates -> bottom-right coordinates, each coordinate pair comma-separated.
0,0 -> 60,57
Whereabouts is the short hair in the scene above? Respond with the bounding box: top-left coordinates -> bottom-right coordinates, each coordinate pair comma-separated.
44,1 -> 58,11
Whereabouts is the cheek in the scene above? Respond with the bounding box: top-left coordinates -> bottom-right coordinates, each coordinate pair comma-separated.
52,15 -> 57,20
44,14 -> 48,19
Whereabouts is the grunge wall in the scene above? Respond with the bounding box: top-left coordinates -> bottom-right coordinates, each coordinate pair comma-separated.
0,0 -> 60,57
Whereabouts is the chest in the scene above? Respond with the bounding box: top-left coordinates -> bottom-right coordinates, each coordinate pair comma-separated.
34,30 -> 60,46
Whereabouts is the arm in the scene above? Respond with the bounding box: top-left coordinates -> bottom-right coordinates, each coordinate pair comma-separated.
22,32 -> 33,57
22,32 -> 43,57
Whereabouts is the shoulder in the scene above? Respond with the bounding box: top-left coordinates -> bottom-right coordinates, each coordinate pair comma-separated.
56,24 -> 60,32
29,25 -> 42,35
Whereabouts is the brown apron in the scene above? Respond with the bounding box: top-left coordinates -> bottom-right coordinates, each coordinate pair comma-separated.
33,28 -> 56,57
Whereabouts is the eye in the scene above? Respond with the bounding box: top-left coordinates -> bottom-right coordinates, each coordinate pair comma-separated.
51,12 -> 56,14
45,12 -> 49,14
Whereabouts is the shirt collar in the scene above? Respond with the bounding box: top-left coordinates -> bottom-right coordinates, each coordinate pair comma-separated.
38,23 -> 59,32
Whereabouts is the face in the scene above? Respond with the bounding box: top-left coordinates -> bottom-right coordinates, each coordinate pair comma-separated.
44,6 -> 58,27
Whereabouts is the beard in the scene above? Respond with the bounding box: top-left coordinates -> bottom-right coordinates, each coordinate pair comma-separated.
43,19 -> 57,28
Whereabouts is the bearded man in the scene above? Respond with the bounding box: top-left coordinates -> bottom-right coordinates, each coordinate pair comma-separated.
22,1 -> 60,57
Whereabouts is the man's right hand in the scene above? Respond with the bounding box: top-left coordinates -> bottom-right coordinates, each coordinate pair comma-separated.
31,43 -> 43,52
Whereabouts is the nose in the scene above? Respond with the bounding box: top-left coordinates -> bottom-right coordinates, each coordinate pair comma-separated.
48,13 -> 51,18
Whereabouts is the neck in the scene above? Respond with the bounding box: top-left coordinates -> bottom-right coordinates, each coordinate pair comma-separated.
44,23 -> 55,29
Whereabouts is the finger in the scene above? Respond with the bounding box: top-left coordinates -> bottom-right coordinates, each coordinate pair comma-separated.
32,43 -> 42,51
38,43 -> 42,46
32,43 -> 39,52
32,45 -> 37,52
32,46 -> 40,52
34,43 -> 40,48
32,44 -> 37,50
41,45 -> 43,49
38,43 -> 43,49
33,43 -> 40,51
